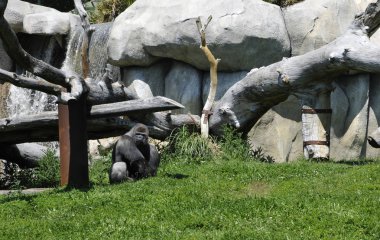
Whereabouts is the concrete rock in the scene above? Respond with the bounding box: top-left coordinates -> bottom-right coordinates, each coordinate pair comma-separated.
108,0 -> 290,71
121,61 -> 172,97
330,74 -> 370,160
284,0 -> 375,55
202,71 -> 248,104
23,12 -> 72,35
248,96 -> 303,163
5,0 -> 56,32
164,62 -> 202,115
4,0 -> 79,34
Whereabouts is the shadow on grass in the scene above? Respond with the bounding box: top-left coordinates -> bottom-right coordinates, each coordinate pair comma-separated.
0,191 -> 37,204
335,159 -> 379,166
302,157 -> 379,166
164,173 -> 189,179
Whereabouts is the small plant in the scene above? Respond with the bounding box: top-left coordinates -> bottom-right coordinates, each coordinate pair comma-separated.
163,126 -> 217,164
89,0 -> 136,23
251,147 -> 276,163
0,149 -> 60,190
31,149 -> 60,187
263,0 -> 304,7
219,126 -> 252,161
90,151 -> 112,185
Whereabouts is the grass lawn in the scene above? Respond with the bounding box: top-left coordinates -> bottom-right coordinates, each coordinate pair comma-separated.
0,157 -> 379,239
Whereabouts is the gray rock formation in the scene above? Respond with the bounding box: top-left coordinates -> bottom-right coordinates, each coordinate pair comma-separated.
330,75 -> 370,160
284,0 -> 374,56
164,62 -> 203,115
251,0 -> 375,161
23,12 -> 73,35
4,0 -> 79,34
108,0 -> 290,71
202,71 -> 248,103
248,96 -> 303,162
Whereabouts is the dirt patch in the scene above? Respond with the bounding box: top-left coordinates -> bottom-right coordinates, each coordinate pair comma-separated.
246,181 -> 272,197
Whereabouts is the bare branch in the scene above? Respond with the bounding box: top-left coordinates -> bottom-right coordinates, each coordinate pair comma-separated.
352,0 -> 380,36
0,68 -> 63,96
197,16 -> 220,138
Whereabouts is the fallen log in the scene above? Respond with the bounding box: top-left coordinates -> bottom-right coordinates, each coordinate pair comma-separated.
0,96 -> 186,144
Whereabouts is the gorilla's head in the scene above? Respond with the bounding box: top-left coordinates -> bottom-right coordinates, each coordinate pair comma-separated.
133,124 -> 149,147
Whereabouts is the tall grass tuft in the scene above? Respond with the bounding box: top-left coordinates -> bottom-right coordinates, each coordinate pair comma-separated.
163,126 -> 217,164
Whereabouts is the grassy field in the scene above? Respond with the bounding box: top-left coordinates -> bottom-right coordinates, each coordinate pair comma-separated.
0,130 -> 379,239
1,159 -> 379,239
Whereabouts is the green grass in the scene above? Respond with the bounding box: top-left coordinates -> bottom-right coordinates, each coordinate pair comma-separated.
0,159 -> 379,239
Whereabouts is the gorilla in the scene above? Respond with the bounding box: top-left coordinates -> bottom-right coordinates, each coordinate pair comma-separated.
109,123 -> 160,183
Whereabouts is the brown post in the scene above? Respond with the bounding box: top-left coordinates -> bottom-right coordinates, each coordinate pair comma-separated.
58,95 -> 89,188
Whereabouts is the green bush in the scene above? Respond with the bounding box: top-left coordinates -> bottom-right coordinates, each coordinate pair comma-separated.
0,149 -> 60,189
89,152 -> 112,185
163,127 -> 217,164
90,0 -> 136,23
263,0 -> 304,7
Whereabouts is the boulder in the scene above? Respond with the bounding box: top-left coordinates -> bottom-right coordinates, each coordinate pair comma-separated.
164,62 -> 202,115
248,96 -> 303,163
202,71 -> 248,104
247,0 -> 376,162
23,12 -> 72,35
284,0 -> 374,56
120,61 -> 171,97
108,0 -> 290,71
121,60 -> 203,115
5,0 -> 56,32
4,0 -> 79,34
330,75 -> 370,160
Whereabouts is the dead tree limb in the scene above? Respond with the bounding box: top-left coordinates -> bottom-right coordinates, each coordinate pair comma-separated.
196,16 -> 220,138
0,68 -> 63,96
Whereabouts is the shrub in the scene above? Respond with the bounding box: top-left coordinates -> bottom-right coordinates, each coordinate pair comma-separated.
89,151 -> 112,185
89,0 -> 136,23
263,0 -> 304,7
0,149 -> 60,189
163,126 -> 217,164
219,126 -> 252,161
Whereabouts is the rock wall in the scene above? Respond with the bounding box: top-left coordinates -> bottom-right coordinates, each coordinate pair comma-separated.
2,0 -> 380,162
109,0 -> 380,162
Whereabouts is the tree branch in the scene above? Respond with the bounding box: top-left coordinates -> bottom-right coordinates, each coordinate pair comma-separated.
352,0 -> 380,36
0,68 -> 63,96
196,16 -> 220,138
209,26 -> 380,135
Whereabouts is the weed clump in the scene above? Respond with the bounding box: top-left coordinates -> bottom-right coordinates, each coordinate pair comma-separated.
163,126 -> 217,164
0,149 -> 60,189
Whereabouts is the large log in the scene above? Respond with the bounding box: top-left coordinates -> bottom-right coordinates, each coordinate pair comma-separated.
0,96 -> 185,144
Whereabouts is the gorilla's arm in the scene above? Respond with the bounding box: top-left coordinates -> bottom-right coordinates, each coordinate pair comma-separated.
148,144 -> 160,176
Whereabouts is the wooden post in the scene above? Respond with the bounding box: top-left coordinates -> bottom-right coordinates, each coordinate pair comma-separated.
58,95 -> 89,188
